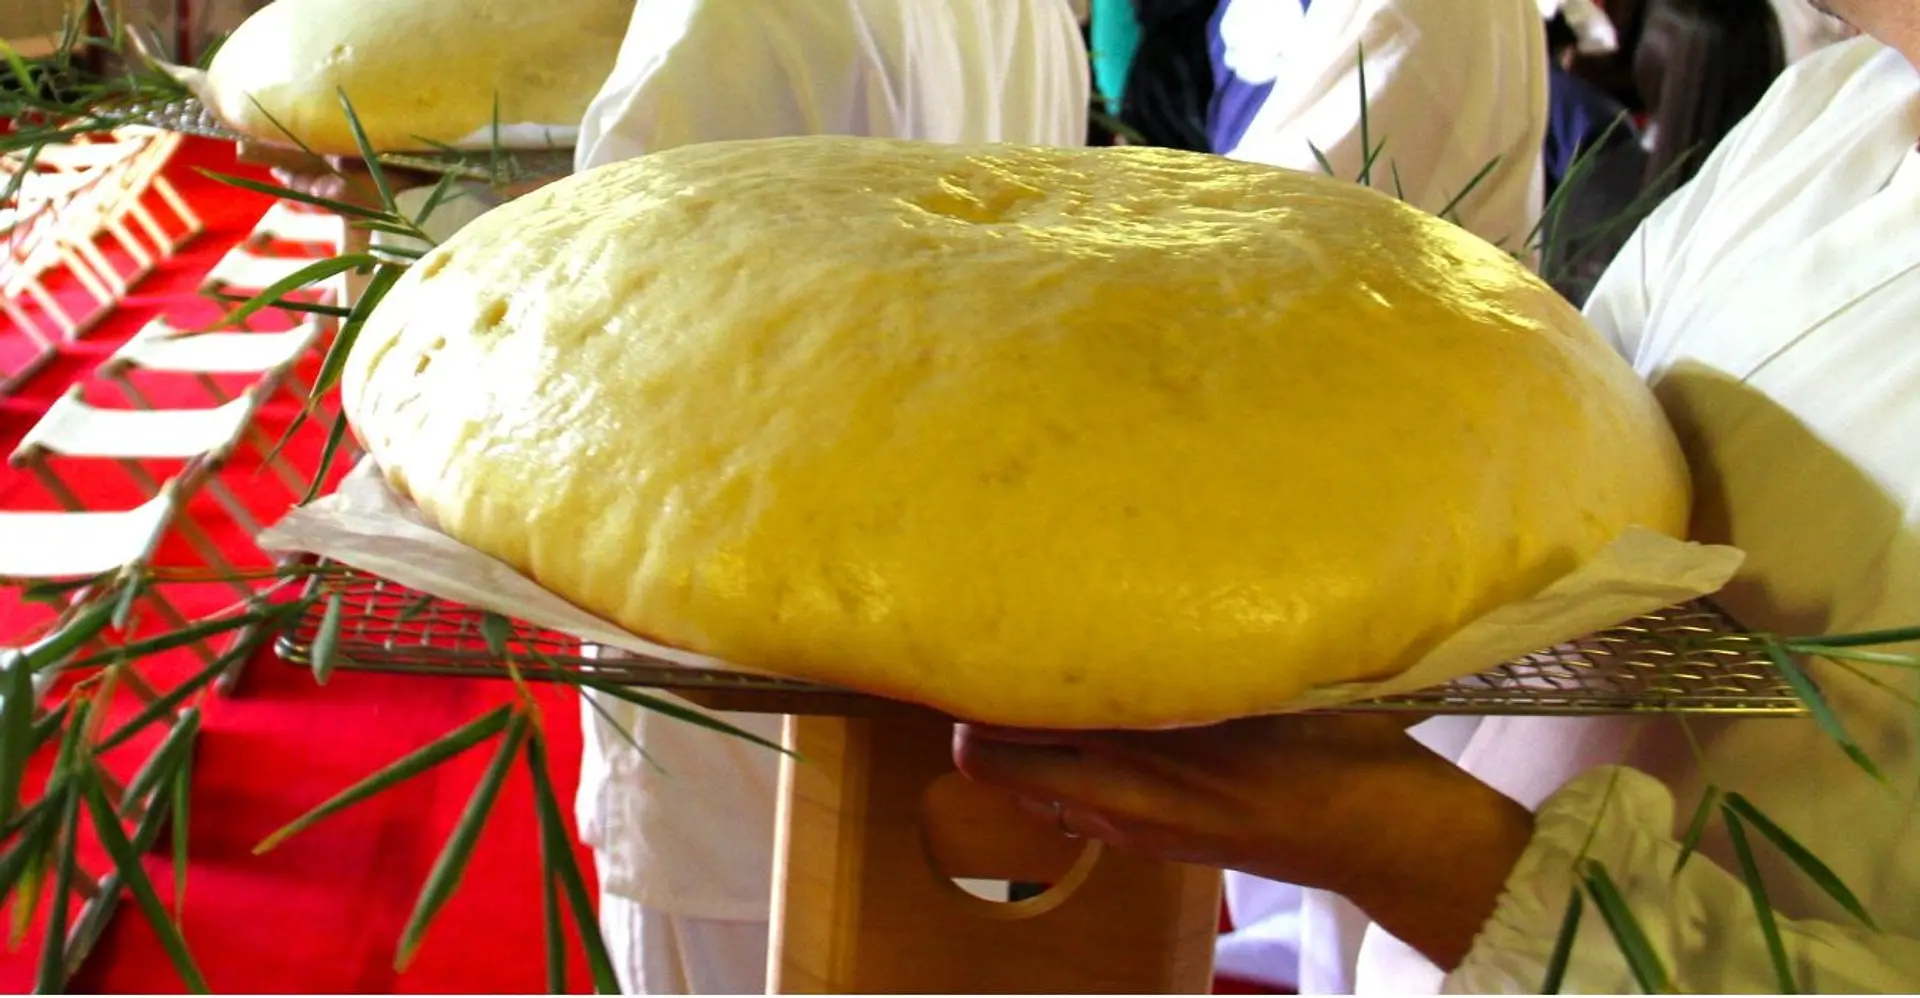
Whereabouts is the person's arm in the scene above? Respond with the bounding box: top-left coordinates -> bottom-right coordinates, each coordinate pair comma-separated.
1450,766 -> 1920,993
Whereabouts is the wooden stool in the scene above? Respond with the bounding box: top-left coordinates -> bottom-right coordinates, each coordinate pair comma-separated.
764,710 -> 1221,994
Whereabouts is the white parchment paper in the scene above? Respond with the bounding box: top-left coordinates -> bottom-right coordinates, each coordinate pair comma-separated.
259,461 -> 1748,718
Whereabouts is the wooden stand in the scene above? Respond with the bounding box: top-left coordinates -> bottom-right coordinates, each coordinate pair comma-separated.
767,712 -> 1221,994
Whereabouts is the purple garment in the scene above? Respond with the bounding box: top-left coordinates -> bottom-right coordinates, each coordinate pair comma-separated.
1205,0 -> 1312,154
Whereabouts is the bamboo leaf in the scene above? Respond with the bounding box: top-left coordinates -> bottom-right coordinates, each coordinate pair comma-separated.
1764,641 -> 1882,780
20,598 -> 116,673
110,568 -> 146,630
171,738 -> 194,924
526,732 -> 621,994
19,574 -> 107,606
572,675 -> 791,756
0,654 -> 33,828
68,609 -> 266,670
1541,885 -> 1583,994
97,619 -> 275,753
1787,625 -> 1920,649
1581,860 -> 1671,994
395,713 -> 529,970
0,40 -> 40,99
244,95 -> 332,165
396,593 -> 436,625
1671,785 -> 1721,877
337,88 -> 397,215
1436,154 -> 1503,227
255,705 -> 512,853
311,591 -> 344,683
81,767 -> 210,993
308,261 -> 404,406
195,170 -> 391,222
118,707 -> 201,811
478,612 -> 515,658
210,253 -> 375,331
34,785 -> 81,994
207,291 -> 355,318
1353,45 -> 1373,186
303,416 -> 353,507
1306,141 -> 1336,179
0,802 -> 58,905
1723,807 -> 1797,993
1722,792 -> 1876,930
1781,644 -> 1920,669
540,864 -> 567,995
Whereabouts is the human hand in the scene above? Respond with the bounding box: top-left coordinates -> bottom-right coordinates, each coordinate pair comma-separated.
952,713 -> 1536,969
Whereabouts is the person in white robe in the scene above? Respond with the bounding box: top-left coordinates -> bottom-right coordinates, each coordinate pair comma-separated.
1210,0 -> 1549,254
955,9 -> 1920,993
568,3 -> 1089,993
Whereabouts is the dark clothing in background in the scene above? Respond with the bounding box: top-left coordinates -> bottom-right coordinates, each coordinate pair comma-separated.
1117,0 -> 1221,150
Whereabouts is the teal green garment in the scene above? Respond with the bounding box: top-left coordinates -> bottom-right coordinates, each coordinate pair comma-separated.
1090,0 -> 1142,114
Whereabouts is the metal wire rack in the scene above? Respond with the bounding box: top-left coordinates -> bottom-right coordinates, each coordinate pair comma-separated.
275,565 -> 1808,718
111,95 -> 576,183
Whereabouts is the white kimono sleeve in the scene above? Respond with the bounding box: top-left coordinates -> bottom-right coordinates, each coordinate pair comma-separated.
1447,766 -> 1920,993
575,1 -> 881,170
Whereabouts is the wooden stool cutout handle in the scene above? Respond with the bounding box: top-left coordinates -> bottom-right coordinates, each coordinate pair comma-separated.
770,713 -> 1221,994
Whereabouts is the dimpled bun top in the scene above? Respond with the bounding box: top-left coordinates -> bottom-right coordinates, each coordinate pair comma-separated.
342,136 -> 1691,729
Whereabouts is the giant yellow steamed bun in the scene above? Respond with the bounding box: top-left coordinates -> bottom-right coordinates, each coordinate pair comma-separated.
203,0 -> 633,155
342,137 -> 1691,729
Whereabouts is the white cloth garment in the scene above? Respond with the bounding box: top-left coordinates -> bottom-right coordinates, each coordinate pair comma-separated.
1212,0 -> 1546,987
1768,0 -> 1858,65
1216,0 -> 1549,254
1346,36 -> 1920,992
569,1 -> 1088,992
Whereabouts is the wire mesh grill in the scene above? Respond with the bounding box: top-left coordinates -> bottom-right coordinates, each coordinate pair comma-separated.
112,96 -> 576,183
275,565 -> 1807,717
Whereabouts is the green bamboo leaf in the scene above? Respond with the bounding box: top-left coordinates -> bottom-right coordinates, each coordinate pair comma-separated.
395,714 -> 529,970
1787,625 -> 1920,649
1782,644 -> 1920,669
118,707 -> 201,811
1671,785 -> 1721,877
1723,807 -> 1797,993
210,253 -> 376,332
81,768 -> 209,993
196,170 -> 391,223
34,785 -> 81,994
0,802 -> 58,904
311,591 -> 345,683
255,705 -> 512,853
396,593 -> 436,625
21,598 -> 116,673
478,612 -> 515,658
572,675 -> 791,756
1722,792 -> 1876,930
110,569 -> 146,630
413,171 -> 463,232
369,242 -> 429,262
309,261 -> 404,405
1581,860 -> 1671,994
69,610 -> 266,670
1541,885 -> 1583,994
337,88 -> 397,214
526,733 -> 621,994
1436,154 -> 1503,227
19,574 -> 107,606
244,95 -> 332,166
0,40 -> 40,99
1764,641 -> 1882,780
540,866 -> 567,995
171,737 -> 194,923
0,654 -> 33,828
1306,141 -> 1336,179
207,291 -> 356,318
303,417 -> 352,507
97,621 -> 270,753
1390,161 -> 1406,202
1353,45 -> 1374,187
